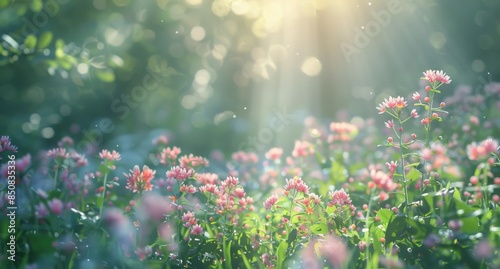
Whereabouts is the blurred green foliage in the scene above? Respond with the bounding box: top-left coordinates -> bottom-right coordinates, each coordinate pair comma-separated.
1,0 -> 499,155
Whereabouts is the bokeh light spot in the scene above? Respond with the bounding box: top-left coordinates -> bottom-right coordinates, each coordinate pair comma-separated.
231,0 -> 250,15
30,113 -> 41,125
42,127 -> 55,139
301,57 -> 322,77
186,0 -> 203,6
190,26 -> 206,41
182,95 -> 197,109
77,63 -> 89,75
195,69 -> 211,85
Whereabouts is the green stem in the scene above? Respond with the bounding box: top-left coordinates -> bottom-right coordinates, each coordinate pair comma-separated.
99,172 -> 108,218
425,91 -> 435,148
482,164 -> 489,209
364,189 -> 375,263
398,118 -> 410,215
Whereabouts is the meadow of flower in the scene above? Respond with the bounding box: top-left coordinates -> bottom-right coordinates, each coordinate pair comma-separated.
1,70 -> 500,268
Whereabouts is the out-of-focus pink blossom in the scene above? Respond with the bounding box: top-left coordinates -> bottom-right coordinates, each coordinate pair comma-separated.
265,147 -> 283,161
48,198 -> 64,215
159,147 -> 181,165
99,149 -> 121,161
467,138 -> 499,161
292,141 -> 314,158
263,194 -> 278,210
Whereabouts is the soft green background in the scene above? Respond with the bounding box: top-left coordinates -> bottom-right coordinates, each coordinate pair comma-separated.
1,0 -> 499,156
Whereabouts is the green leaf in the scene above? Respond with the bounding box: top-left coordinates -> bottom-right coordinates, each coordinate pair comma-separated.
385,216 -> 408,245
31,0 -> 43,12
223,239 -> 232,269
371,226 -> 385,254
276,241 -> 287,269
0,0 -> 9,8
376,209 -> 394,227
238,249 -> 252,269
96,68 -> 115,82
406,168 -> 421,183
287,228 -> 297,245
37,32 -> 53,50
329,160 -> 348,184
310,223 -> 327,235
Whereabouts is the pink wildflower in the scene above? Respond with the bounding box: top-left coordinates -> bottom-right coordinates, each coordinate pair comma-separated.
35,203 -> 48,218
166,166 -> 193,181
265,147 -> 283,161
422,70 -> 452,84
376,96 -> 407,113
292,141 -> 314,158
48,198 -> 64,215
179,184 -> 197,194
264,194 -> 278,210
195,173 -> 218,185
328,189 -> 353,207
181,211 -> 198,227
199,184 -> 218,194
70,152 -> 88,167
190,224 -> 204,236
284,177 -> 309,194
0,135 -> 18,153
385,120 -> 395,129
467,138 -> 499,161
179,154 -> 209,168
124,165 -> 156,193
152,135 -> 169,146
47,148 -> 70,159
411,109 -> 419,118
57,136 -> 74,147
159,147 -> 181,165
330,122 -> 358,141
99,149 -> 121,161
412,92 -> 420,101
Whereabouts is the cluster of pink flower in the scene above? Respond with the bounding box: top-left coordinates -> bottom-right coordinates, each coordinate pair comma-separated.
329,122 -> 359,142
124,165 -> 156,193
466,138 -> 499,161
368,169 -> 398,201
283,176 -> 310,195
327,189 -> 356,214
265,147 -> 283,161
35,198 -> 66,219
0,135 -> 17,156
179,154 -> 209,169
197,176 -> 254,225
292,140 -> 315,158
47,146 -> 88,167
422,69 -> 452,85
158,146 -> 181,165
181,211 -> 203,235
0,153 -> 31,180
376,96 -> 408,114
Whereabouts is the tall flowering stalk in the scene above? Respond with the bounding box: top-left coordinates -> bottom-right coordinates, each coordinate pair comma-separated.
376,70 -> 451,214
376,96 -> 412,212
417,70 -> 452,147
98,150 -> 121,218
